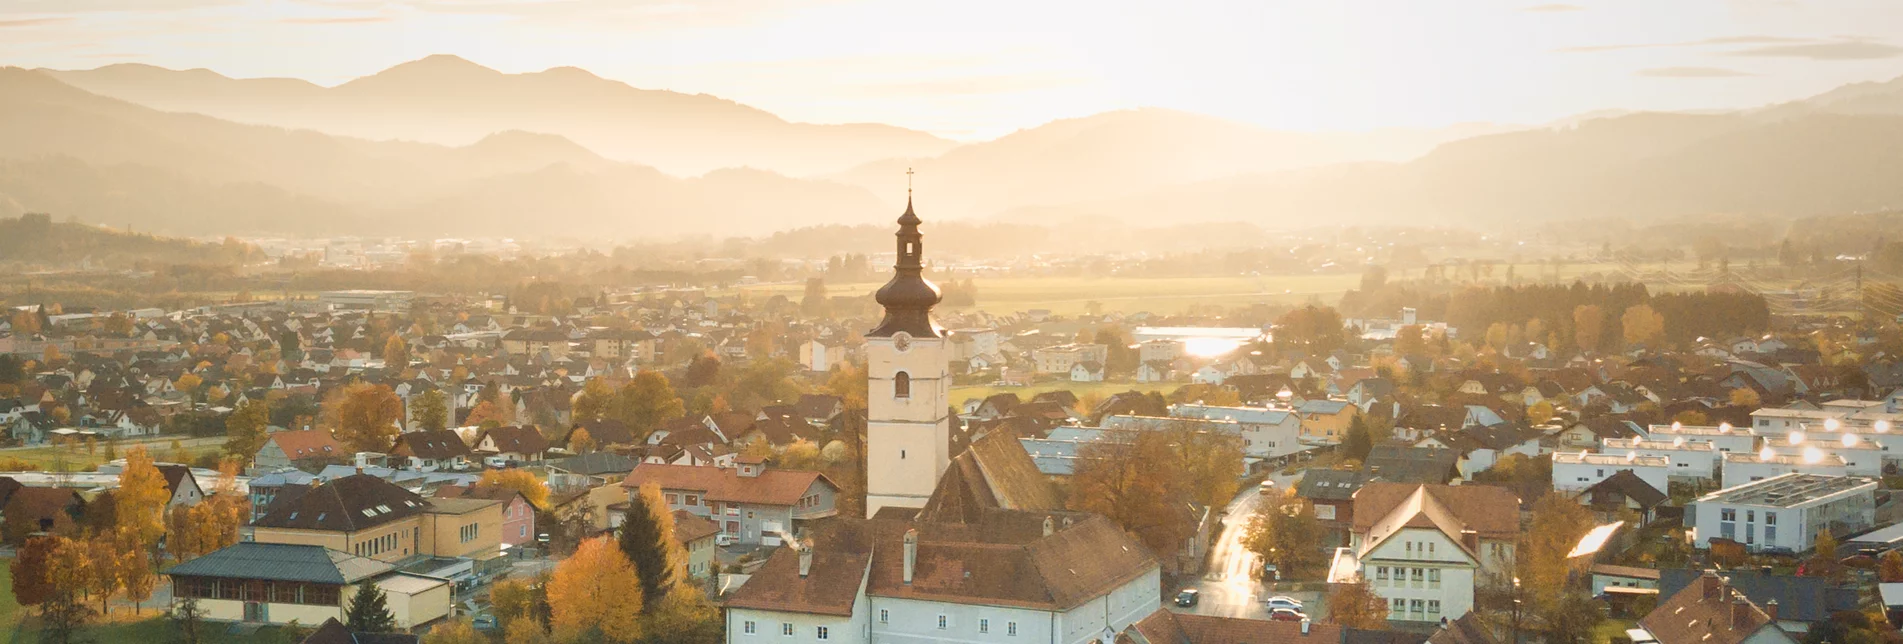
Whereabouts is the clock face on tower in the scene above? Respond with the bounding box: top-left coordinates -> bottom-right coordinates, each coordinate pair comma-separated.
892,331 -> 913,352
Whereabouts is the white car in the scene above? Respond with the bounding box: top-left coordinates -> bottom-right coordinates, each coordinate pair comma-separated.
1264,596 -> 1304,611
715,534 -> 738,547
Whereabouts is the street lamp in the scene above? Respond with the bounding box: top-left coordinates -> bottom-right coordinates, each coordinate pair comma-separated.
1511,576 -> 1524,644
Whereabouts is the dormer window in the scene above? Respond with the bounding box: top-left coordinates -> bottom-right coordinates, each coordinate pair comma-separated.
894,372 -> 911,399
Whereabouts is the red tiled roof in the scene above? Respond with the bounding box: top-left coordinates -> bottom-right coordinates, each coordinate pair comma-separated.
1351,482 -> 1520,539
672,510 -> 720,544
267,430 -> 346,460
619,463 -> 831,507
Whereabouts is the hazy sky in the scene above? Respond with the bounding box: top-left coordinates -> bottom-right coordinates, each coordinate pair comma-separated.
5,0 -> 1903,139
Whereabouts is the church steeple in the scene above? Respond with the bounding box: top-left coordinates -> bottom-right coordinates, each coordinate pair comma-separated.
870,170 -> 943,338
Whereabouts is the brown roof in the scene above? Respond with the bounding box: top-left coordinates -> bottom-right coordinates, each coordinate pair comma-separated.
672,509 -> 720,544
267,430 -> 346,461
1427,613 -> 1501,644
619,463 -> 832,507
1639,571 -> 1787,644
156,464 -> 198,497
722,545 -> 870,617
390,430 -> 472,461
254,474 -> 429,532
1,487 -> 82,533
744,417 -> 805,446
480,425 -> 549,455
919,429 -> 1060,523
569,419 -> 636,446
1351,482 -> 1520,539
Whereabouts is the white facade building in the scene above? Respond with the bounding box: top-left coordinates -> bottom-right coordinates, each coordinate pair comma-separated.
1639,423 -> 1761,455
1552,452 -> 1671,494
1600,438 -> 1718,480
1167,404 -> 1308,462
863,201 -> 953,519
1721,451 -> 1850,484
1689,473 -> 1876,552
1325,484 -> 1519,623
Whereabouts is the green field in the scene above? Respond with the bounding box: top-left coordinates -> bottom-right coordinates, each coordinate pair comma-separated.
740,275 -> 1359,315
0,437 -> 225,472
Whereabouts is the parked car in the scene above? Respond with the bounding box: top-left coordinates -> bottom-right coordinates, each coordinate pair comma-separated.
716,533 -> 738,546
472,614 -> 499,631
483,456 -> 509,469
1174,589 -> 1200,607
1264,596 -> 1304,611
1269,608 -> 1306,622
1259,479 -> 1277,494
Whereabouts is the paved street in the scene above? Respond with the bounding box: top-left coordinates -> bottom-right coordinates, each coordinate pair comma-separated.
1170,468 -> 1327,621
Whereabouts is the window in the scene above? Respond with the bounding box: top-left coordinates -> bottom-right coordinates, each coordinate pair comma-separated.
686,494 -> 699,506
1411,599 -> 1425,614
743,622 -> 756,635
1428,569 -> 1441,587
1008,622 -> 1018,636
782,623 -> 794,637
1428,600 -> 1442,615
1428,542 -> 1435,555
980,619 -> 990,634
1746,510 -> 1755,522
879,610 -> 889,624
1406,542 -> 1413,555
938,615 -> 949,630
667,493 -> 679,504
1721,509 -> 1736,521
461,523 -> 479,543
894,372 -> 911,398
1392,598 -> 1406,613
1376,566 -> 1389,581
816,627 -> 829,640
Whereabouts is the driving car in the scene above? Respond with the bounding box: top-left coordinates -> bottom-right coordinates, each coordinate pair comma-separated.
1258,479 -> 1277,494
1174,589 -> 1200,607
1269,608 -> 1305,622
1264,596 -> 1304,611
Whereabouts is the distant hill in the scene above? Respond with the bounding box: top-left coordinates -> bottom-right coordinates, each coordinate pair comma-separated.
1016,109 -> 1903,227
0,68 -> 888,239
825,108 -> 1517,219
42,56 -> 957,177
0,212 -> 259,267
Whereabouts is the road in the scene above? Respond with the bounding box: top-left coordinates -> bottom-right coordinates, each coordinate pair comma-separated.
1171,468 -> 1327,621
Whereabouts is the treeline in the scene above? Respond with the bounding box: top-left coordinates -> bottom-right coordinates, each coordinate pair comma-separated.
0,213 -> 262,268
1343,282 -> 1769,351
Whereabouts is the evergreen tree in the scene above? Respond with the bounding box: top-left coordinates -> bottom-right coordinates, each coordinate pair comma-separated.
1342,415 -> 1374,462
345,581 -> 397,632
617,483 -> 680,612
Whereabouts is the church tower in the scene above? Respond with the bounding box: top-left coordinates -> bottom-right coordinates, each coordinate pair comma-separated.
863,189 -> 952,518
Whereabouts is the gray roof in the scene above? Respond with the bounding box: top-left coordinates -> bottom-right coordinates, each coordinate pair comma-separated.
166,542 -> 392,585
1657,568 -> 1855,623
1296,468 -> 1370,502
547,452 -> 638,476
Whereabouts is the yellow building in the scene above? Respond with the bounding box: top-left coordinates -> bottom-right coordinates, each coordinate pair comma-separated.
251,474 -> 504,569
167,542 -> 452,629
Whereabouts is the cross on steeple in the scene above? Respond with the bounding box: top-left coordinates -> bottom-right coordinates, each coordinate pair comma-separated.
907,167 -> 915,198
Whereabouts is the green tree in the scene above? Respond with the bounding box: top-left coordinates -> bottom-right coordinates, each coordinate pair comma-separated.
1342,415 -> 1374,462
171,596 -> 207,644
345,581 -> 397,632
1242,492 -> 1326,579
618,483 -> 681,611
221,399 -> 271,463
800,278 -> 830,318
411,389 -> 449,432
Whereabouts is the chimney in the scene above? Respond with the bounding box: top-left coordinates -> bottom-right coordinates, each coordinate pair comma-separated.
1732,597 -> 1752,632
1300,619 -> 1311,635
798,539 -> 814,578
1461,529 -> 1480,554
1764,599 -> 1778,624
1043,516 -> 1055,537
903,528 -> 918,584
1062,517 -> 1074,530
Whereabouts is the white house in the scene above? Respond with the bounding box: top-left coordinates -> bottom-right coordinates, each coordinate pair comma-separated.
1167,404 -> 1307,463
1721,451 -> 1849,484
1552,451 -> 1671,495
1689,473 -> 1876,552
1325,483 -> 1519,623
1639,423 -> 1760,455
1600,437 -> 1719,480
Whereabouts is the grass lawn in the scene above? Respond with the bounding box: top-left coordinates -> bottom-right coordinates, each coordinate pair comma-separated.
0,563 -> 14,643
11,614 -> 299,644
1590,618 -> 1638,644
0,439 -> 224,472
739,274 -> 1359,316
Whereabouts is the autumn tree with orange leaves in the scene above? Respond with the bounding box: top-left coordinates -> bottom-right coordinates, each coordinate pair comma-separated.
549,536 -> 645,643
327,383 -> 404,452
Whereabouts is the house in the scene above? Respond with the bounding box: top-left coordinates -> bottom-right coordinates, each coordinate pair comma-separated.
1032,343 -> 1108,374
1136,361 -> 1175,383
1295,468 -> 1368,527
252,430 -> 349,473
157,463 -> 206,508
251,474 -> 505,572
621,458 -> 839,546
1688,474 -> 1876,552
389,430 -> 474,472
1633,571 -> 1798,644
1069,362 -> 1106,382
1325,483 -> 1521,622
167,541 -> 451,629
1296,399 -> 1358,442
1720,452 -> 1849,484
436,485 -> 537,548
1590,563 -> 1661,597
1600,437 -> 1719,481
545,452 -> 638,491
567,419 -> 640,449
0,486 -> 84,536
1168,404 -> 1308,465
1576,470 -> 1669,523
476,426 -> 549,463
1551,452 -> 1670,495
1361,445 -> 1459,484
674,510 -> 721,579
1657,568 -> 1858,634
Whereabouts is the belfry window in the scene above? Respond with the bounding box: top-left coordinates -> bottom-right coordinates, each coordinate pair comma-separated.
894,371 -> 911,398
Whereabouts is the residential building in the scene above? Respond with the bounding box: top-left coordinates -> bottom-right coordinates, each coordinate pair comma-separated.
1325,483 -> 1520,622
475,425 -> 549,463
674,510 -> 722,578
389,430 -> 473,472
252,430 -> 348,473
1720,452 -> 1850,484
1634,571 -> 1798,644
621,458 -> 839,546
1296,399 -> 1357,442
1688,474 -> 1876,552
1032,343 -> 1109,375
251,474 -> 505,575
166,542 -> 449,629
1639,423 -> 1760,455
1168,404 -> 1307,464
1601,438 -> 1719,480
1551,452 -> 1670,495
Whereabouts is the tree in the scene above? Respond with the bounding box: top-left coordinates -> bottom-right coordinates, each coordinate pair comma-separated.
422,618 -> 486,644
382,334 -> 410,369
84,534 -> 121,616
172,596 -> 207,644
42,536 -> 95,644
568,428 -> 598,454
175,373 -> 203,395
116,447 -> 170,557
328,383 -> 404,452
618,483 -> 681,611
1520,490 -> 1595,622
643,585 -> 725,644
614,370 -> 686,440
1327,578 -> 1390,629
1621,304 -> 1665,349
222,399 -> 271,463
490,577 -> 540,630
11,535 -> 59,609
1242,491 -> 1326,579
550,536 -> 645,643
1342,415 -> 1374,462
120,536 -> 155,614
465,400 -> 512,429
1572,305 -> 1603,353
1730,387 -> 1762,408
825,361 -> 868,410
479,468 -> 550,509
1394,324 -> 1427,357
412,389 -> 449,432
1069,432 -> 1197,561
1527,400 -> 1556,425
779,439 -> 824,471
572,378 -> 616,422
683,354 -> 721,388
1274,306 -> 1347,354
800,278 -> 830,318
1672,410 -> 1709,426
1879,550 -> 1903,582
345,580 -> 397,632
504,616 -> 554,644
